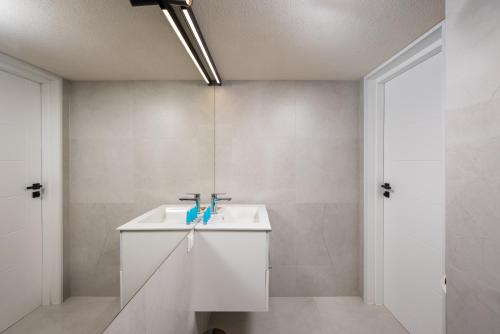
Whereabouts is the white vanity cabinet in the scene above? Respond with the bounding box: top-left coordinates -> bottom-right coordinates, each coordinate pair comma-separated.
117,205 -> 195,307
119,230 -> 190,307
118,204 -> 271,312
192,205 -> 271,312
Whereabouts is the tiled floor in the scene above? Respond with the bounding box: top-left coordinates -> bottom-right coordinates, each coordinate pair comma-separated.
209,297 -> 408,334
2,297 -> 120,334
3,296 -> 407,334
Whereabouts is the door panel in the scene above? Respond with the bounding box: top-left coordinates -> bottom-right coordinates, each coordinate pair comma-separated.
0,70 -> 42,332
383,53 -> 444,334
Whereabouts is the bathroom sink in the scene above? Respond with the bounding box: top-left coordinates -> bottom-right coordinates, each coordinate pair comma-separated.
117,205 -> 196,231
195,204 -> 271,231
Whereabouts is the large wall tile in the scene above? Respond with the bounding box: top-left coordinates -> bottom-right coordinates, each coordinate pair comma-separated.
132,81 -> 214,140
215,137 -> 296,204
296,138 -> 359,204
295,203 -> 332,266
296,265 -> 339,296
134,137 -> 214,204
270,265 -> 298,297
68,203 -> 140,296
215,81 -> 296,140
70,82 -> 134,140
446,0 -> 500,332
295,81 -> 359,140
267,204 -> 297,266
215,81 -> 360,296
70,139 -> 135,204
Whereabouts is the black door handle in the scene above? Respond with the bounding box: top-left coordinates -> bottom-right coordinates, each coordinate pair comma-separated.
26,183 -> 43,190
26,183 -> 43,198
381,183 -> 392,190
381,183 -> 393,198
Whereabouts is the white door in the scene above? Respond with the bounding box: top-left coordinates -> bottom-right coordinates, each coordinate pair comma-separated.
0,70 -> 43,332
383,52 -> 444,334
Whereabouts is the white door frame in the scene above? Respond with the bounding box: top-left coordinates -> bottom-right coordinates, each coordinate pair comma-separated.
0,52 -> 63,305
362,22 -> 444,305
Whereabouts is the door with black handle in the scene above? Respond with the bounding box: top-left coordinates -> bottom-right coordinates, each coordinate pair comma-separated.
26,183 -> 43,198
381,182 -> 393,198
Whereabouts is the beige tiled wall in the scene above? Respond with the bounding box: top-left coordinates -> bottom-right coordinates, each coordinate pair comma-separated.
446,0 -> 500,332
214,81 -> 361,296
67,81 -> 215,296
67,80 -> 361,297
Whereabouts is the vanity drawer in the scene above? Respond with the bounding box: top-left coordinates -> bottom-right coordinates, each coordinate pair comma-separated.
192,231 -> 269,312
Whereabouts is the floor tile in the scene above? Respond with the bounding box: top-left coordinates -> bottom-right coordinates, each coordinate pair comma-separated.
3,297 -> 120,334
209,297 -> 408,334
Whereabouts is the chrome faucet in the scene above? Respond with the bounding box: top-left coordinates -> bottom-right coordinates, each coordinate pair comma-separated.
179,193 -> 201,212
211,193 -> 231,214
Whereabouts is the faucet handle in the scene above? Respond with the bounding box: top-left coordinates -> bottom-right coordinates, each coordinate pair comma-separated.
185,193 -> 200,200
179,193 -> 200,202
212,193 -> 231,201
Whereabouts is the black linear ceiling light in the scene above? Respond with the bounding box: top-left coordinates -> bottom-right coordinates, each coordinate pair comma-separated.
131,0 -> 221,85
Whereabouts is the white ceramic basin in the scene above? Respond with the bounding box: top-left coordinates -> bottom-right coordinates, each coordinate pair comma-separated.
117,205 -> 196,231
195,204 -> 271,231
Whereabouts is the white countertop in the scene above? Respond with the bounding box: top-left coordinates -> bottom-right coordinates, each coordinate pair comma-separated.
117,205 -> 197,231
117,204 -> 272,232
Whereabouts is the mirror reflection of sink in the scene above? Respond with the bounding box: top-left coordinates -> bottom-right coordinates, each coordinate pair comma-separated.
197,204 -> 271,231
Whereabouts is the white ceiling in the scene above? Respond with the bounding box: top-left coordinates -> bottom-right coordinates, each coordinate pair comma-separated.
0,0 -> 444,81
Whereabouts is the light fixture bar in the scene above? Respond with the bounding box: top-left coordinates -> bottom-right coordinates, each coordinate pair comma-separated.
162,8 -> 210,84
182,8 -> 220,84
130,0 -> 221,85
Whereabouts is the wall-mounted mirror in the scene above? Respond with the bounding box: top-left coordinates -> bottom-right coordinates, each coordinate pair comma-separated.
67,80 -> 215,331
